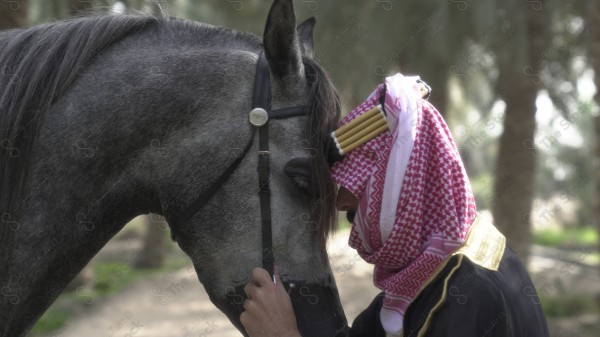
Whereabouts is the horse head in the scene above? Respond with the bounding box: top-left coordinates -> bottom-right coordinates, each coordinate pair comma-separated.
161,1 -> 346,335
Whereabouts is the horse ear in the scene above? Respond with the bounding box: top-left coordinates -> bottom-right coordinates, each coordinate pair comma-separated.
297,17 -> 316,59
263,0 -> 303,78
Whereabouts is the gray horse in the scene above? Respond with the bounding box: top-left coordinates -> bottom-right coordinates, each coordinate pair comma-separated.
0,0 -> 347,336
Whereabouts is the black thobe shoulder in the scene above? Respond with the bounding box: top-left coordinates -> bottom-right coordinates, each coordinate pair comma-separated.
404,246 -> 549,337
348,246 -> 549,337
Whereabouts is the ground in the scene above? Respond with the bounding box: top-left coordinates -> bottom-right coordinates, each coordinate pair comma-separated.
35,228 -> 599,337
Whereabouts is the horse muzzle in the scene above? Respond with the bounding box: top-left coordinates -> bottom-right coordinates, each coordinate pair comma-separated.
217,281 -> 348,337
288,282 -> 348,337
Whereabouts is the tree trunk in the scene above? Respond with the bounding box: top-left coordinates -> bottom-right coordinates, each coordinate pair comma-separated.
587,0 -> 600,321
419,59 -> 449,116
134,214 -> 167,269
0,0 -> 28,29
492,2 -> 546,263
398,56 -> 449,116
395,27 -> 451,116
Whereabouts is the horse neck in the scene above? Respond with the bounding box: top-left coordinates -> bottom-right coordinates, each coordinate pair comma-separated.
1,31 -> 258,335
0,100 -> 164,335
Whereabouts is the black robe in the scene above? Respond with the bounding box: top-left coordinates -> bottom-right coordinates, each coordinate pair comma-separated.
348,246 -> 549,337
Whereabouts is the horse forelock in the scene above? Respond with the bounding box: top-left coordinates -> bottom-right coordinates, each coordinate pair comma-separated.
303,57 -> 340,249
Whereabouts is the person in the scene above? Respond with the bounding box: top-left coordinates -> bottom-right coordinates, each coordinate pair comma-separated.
240,73 -> 549,337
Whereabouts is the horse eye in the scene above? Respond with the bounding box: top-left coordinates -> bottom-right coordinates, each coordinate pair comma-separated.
284,157 -> 312,192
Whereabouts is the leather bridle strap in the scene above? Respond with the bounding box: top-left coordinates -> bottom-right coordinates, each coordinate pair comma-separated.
173,51 -> 306,279
169,131 -> 254,232
253,51 -> 274,277
251,51 -> 306,277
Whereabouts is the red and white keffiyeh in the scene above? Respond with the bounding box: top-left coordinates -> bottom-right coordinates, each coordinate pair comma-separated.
331,73 -> 477,335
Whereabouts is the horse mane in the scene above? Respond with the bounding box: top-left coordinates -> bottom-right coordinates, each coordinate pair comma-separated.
0,14 -> 160,282
303,57 -> 341,248
162,17 -> 261,50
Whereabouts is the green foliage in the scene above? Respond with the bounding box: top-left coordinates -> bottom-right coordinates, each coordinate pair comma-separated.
94,262 -> 140,295
541,295 -> 598,318
337,216 -> 351,230
29,310 -> 69,335
534,227 -> 598,248
28,258 -> 188,335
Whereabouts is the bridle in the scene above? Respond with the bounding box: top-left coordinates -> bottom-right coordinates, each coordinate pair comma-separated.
171,51 -> 308,278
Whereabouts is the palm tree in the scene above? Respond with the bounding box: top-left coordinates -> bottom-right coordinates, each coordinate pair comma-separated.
491,0 -> 548,262
134,214 -> 168,269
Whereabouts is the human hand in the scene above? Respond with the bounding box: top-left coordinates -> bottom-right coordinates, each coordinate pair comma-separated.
240,266 -> 302,337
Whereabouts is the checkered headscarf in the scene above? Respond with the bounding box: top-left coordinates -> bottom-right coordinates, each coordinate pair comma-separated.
331,73 -> 477,335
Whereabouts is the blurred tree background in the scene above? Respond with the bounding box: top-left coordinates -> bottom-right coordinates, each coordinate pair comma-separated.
1,0 -> 599,335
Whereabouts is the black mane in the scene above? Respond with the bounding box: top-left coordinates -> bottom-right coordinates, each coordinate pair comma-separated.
0,14 -> 160,283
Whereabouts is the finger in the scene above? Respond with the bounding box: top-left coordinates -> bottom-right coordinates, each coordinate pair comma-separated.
274,265 -> 285,289
240,310 -> 259,337
240,311 -> 250,328
243,298 -> 255,311
251,267 -> 273,286
244,282 -> 257,298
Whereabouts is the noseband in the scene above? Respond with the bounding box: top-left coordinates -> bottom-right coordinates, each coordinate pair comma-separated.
171,51 -> 307,278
